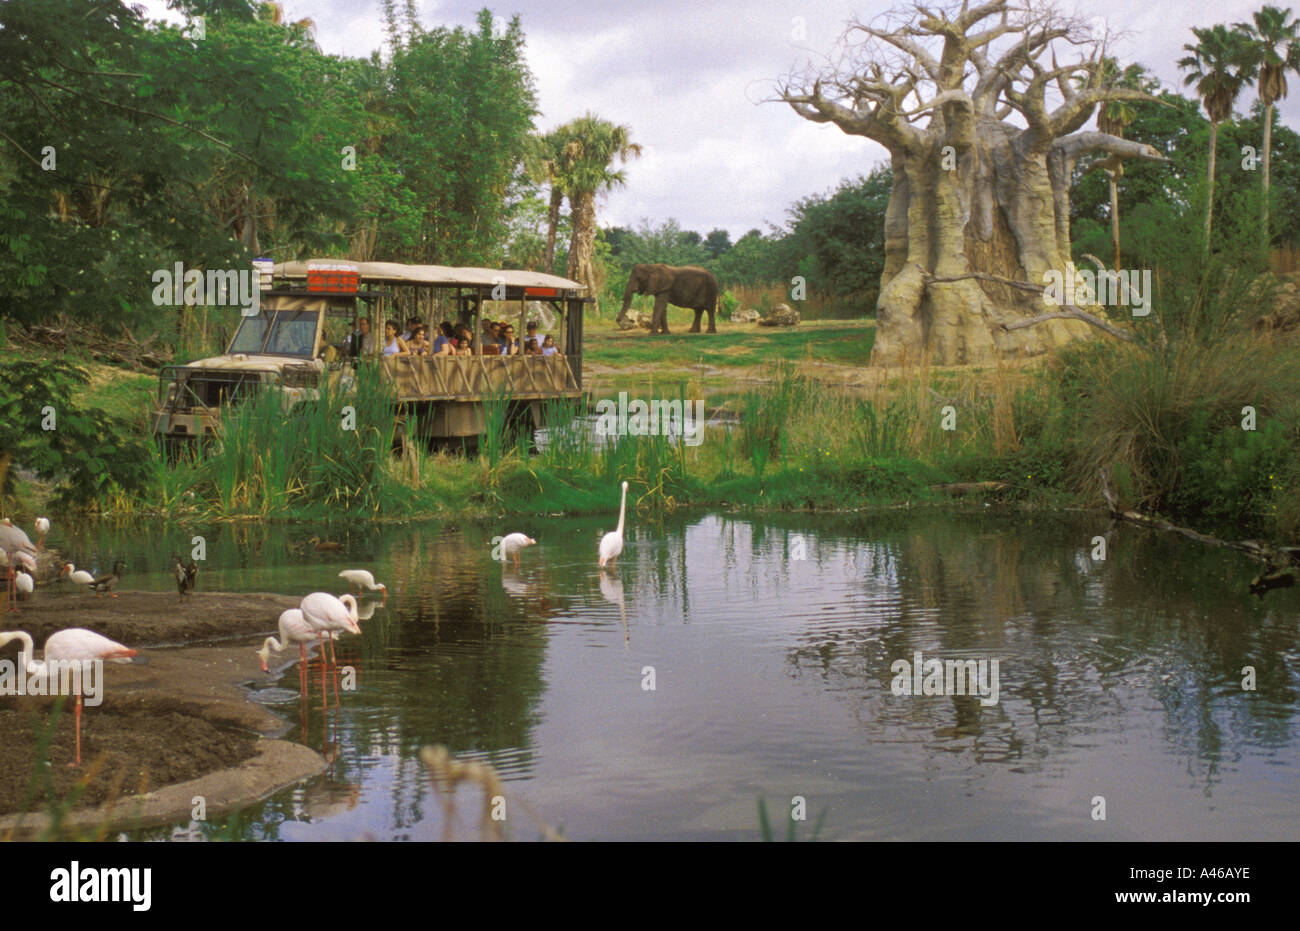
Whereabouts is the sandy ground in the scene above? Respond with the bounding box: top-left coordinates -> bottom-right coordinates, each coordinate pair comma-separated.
0,592 -> 328,830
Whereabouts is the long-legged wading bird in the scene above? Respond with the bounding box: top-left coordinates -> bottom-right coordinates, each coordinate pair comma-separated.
0,520 -> 38,611
497,533 -> 536,567
258,608 -> 319,672
34,517 -> 49,549
599,481 -> 629,570
338,569 -> 387,602
299,592 -> 361,666
0,628 -> 137,766
60,563 -> 96,587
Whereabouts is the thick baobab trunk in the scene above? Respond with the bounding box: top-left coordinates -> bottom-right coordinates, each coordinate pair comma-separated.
567,190 -> 598,305
870,137 -> 1092,366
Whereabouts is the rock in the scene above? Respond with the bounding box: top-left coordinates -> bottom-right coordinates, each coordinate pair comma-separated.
731,308 -> 760,323
757,303 -> 800,327
616,309 -> 654,330
1257,278 -> 1300,333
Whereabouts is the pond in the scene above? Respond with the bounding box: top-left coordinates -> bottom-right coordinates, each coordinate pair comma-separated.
52,509 -> 1300,841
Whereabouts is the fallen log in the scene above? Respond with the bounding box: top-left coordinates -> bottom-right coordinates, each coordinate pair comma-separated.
1098,468 -> 1300,596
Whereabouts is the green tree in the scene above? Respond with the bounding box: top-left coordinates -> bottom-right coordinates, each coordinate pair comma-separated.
1179,24 -> 1254,246
1234,5 -> 1300,235
554,114 -> 641,302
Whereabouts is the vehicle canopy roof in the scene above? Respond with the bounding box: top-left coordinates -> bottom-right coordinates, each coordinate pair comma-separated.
272,260 -> 585,293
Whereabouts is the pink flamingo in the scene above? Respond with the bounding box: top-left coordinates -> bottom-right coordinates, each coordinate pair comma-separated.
0,628 -> 137,766
299,593 -> 361,666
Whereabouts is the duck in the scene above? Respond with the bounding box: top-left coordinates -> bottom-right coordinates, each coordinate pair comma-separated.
174,555 -> 198,600
91,561 -> 125,598
308,536 -> 344,553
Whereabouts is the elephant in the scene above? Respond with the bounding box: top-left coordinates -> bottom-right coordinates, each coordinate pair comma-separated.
620,264 -> 719,334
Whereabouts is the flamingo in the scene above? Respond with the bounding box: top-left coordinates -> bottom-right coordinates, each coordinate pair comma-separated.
0,628 -> 137,767
60,563 -> 96,587
0,520 -> 37,611
299,592 -> 361,666
598,481 -> 629,570
338,569 -> 387,602
34,517 -> 49,549
257,608 -> 319,672
497,533 -> 536,567
15,571 -> 33,601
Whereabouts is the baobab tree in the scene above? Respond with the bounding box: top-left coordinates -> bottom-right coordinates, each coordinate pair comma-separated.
779,1 -> 1168,366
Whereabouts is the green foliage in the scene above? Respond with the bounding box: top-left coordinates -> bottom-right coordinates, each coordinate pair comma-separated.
377,9 -> 538,264
166,360 -> 400,517
0,358 -> 154,508
1174,414 -> 1292,523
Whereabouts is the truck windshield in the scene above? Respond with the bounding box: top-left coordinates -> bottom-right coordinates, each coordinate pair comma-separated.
228,310 -> 317,357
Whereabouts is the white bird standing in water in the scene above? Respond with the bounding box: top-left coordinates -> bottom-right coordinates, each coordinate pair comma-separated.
0,628 -> 137,766
257,608 -> 319,672
338,569 -> 387,602
14,571 -> 33,600
497,533 -> 536,567
299,592 -> 361,665
598,481 -> 629,570
34,517 -> 50,548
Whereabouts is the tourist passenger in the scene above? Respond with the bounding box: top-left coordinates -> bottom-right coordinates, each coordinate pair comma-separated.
408,325 -> 430,355
382,320 -> 410,355
540,335 -> 559,356
499,325 -> 520,356
346,317 -> 373,358
401,316 -> 423,342
524,321 -> 543,350
431,322 -> 453,355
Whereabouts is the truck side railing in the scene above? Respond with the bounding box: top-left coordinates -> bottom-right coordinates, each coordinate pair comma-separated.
379,353 -> 581,401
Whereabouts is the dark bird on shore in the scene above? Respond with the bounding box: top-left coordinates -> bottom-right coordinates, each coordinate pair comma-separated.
91,561 -> 125,598
308,536 -> 344,552
174,556 -> 198,600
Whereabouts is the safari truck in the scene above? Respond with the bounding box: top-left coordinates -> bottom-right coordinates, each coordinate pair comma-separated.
151,260 -> 588,452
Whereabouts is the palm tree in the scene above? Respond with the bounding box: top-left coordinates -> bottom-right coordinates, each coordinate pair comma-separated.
524,128 -> 580,273
1179,25 -> 1253,248
555,114 -> 641,302
1235,6 -> 1300,234
1092,60 -> 1159,269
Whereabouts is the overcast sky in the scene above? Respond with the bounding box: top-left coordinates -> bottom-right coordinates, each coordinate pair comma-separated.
144,1 -> 1298,240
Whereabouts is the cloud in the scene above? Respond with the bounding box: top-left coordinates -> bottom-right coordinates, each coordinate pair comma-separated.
138,0 -> 1300,240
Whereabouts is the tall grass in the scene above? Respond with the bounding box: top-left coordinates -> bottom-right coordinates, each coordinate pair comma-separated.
159,361 -> 403,518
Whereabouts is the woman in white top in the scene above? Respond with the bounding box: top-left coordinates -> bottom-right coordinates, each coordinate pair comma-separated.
382,321 -> 410,355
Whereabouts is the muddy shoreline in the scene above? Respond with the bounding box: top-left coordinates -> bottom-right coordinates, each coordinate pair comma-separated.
0,592 -> 330,833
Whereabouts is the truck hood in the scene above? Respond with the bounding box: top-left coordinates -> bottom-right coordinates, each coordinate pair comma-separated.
182,354 -> 323,372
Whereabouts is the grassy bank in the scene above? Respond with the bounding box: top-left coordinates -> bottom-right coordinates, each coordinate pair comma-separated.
3,288 -> 1298,539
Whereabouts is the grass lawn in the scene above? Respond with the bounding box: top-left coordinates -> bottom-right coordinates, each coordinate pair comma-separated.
581,317 -> 877,404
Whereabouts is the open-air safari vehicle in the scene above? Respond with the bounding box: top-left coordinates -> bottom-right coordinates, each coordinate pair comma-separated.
151,260 -> 588,452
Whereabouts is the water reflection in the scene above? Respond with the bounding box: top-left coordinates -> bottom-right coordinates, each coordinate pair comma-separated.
60,511 -> 1299,841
